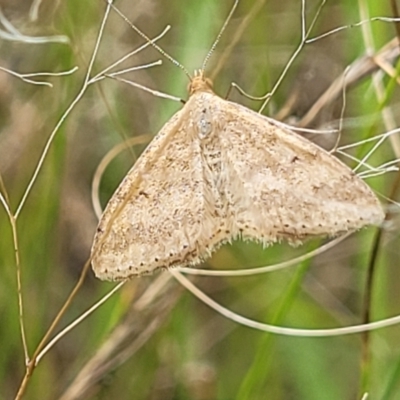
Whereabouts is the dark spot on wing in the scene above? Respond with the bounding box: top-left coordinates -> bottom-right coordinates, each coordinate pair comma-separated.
139,191 -> 149,198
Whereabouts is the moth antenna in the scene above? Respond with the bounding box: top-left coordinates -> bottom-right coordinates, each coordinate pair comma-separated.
106,0 -> 192,81
201,0 -> 239,72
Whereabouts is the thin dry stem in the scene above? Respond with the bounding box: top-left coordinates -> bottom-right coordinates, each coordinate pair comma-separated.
91,60 -> 162,83
0,189 -> 11,217
0,66 -> 78,87
329,66 -> 349,153
297,38 -> 400,128
10,216 -> 29,363
170,270 -> 400,337
59,274 -> 183,400
14,8 -> 167,219
107,76 -> 182,102
306,16 -> 400,43
89,24 -> 170,82
29,0 -> 44,21
0,7 -> 68,44
91,135 -> 151,218
106,0 -> 192,80
338,128 -> 400,150
14,2 -> 112,219
15,261 -> 91,400
259,0 -> 327,113
178,233 -> 351,277
36,282 -> 125,364
14,3 -> 113,399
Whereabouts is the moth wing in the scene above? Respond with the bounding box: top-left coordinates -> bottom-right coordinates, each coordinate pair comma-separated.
213,97 -> 384,243
91,101 -> 227,280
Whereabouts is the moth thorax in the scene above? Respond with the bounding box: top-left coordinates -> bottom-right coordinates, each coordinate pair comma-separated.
198,111 -> 212,138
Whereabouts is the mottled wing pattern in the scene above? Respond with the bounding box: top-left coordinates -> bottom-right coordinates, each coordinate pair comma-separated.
92,94 -> 230,280
204,94 -> 384,244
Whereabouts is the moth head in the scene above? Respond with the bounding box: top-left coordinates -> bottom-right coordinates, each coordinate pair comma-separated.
188,69 -> 214,95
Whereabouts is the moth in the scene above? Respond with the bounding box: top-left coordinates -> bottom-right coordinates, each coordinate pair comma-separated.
91,69 -> 384,280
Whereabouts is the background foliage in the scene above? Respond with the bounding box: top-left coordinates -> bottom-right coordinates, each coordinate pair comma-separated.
0,0 -> 399,399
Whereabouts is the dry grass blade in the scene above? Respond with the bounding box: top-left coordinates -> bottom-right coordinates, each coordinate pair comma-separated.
59,274 -> 184,400
297,38 -> 400,128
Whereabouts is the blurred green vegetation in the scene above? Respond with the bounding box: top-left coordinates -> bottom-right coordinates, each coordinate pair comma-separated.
0,0 -> 399,399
